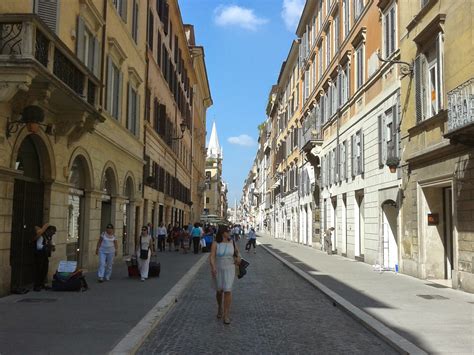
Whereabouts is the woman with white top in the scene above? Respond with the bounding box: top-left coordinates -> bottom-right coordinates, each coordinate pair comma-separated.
96,223 -> 118,282
137,226 -> 155,281
210,226 -> 241,325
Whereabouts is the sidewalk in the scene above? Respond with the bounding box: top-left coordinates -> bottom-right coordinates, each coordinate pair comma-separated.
257,233 -> 474,355
0,250 -> 204,355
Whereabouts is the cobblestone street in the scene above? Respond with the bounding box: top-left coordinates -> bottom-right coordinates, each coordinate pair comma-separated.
138,241 -> 397,354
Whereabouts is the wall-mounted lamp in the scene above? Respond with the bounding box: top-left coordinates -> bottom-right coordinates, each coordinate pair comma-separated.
172,122 -> 187,140
377,51 -> 413,77
6,105 -> 53,138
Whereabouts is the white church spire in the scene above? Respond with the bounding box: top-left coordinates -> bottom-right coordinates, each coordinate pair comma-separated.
207,121 -> 222,159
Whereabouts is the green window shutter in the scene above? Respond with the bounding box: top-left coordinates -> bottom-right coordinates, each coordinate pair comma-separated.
414,54 -> 426,123
436,32 -> 444,110
76,16 -> 85,62
378,114 -> 383,167
360,131 -> 365,174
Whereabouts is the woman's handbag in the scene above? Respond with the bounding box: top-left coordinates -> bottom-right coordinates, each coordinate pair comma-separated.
139,237 -> 149,260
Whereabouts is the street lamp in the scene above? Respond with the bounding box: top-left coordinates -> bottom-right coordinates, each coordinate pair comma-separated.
172,122 -> 187,140
6,105 -> 53,138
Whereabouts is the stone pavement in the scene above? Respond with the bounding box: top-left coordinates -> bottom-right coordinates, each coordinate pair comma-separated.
256,233 -> 474,354
0,250 -> 203,355
138,239 -> 397,354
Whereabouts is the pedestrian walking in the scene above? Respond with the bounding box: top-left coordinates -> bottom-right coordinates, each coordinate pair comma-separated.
181,228 -> 190,254
137,226 -> 155,281
166,223 -> 173,251
246,227 -> 257,253
324,227 -> 335,255
157,223 -> 167,252
191,222 -> 203,254
32,223 -> 56,291
96,223 -> 118,282
210,226 -> 241,325
173,224 -> 181,251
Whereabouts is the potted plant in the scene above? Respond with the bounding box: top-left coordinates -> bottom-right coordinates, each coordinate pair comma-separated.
386,156 -> 400,173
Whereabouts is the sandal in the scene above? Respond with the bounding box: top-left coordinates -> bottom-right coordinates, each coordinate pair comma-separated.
223,317 -> 231,325
217,308 -> 223,319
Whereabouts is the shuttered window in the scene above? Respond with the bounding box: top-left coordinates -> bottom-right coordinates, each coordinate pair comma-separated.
113,0 -> 128,22
383,2 -> 397,58
414,34 -> 443,122
127,84 -> 139,136
148,10 -> 154,50
132,0 -> 138,42
107,57 -> 122,120
76,17 -> 100,77
355,43 -> 364,90
36,0 -> 58,33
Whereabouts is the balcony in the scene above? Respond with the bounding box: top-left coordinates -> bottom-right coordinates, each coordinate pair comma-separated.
0,15 -> 102,142
444,78 -> 474,146
300,115 -> 323,156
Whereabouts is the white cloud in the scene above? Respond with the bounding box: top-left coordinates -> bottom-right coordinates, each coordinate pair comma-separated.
281,0 -> 305,32
214,5 -> 268,31
227,134 -> 256,147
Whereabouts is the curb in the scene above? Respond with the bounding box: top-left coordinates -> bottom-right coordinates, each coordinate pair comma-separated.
109,253 -> 209,355
258,241 -> 427,355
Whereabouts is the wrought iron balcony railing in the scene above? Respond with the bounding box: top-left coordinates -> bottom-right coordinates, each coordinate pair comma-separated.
0,14 -> 99,107
445,78 -> 474,145
300,114 -> 323,153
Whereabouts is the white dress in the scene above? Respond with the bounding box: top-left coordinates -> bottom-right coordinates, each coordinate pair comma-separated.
214,242 -> 235,292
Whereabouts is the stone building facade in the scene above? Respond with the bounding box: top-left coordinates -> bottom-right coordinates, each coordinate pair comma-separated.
0,0 -> 147,295
399,0 -> 474,292
0,0 -> 211,296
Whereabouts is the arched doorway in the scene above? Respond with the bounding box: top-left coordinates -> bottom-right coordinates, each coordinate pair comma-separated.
10,135 -> 48,291
100,167 -> 117,232
122,177 -> 134,256
382,200 -> 399,270
67,156 -> 90,264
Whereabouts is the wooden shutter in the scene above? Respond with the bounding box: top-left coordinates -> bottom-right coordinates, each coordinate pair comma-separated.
106,56 -> 113,112
436,32 -> 444,110
414,54 -> 425,123
135,94 -> 140,137
117,70 -> 123,120
37,0 -> 58,33
395,94 -> 401,158
351,135 -> 356,177
76,17 -> 85,62
360,131 -> 365,174
127,83 -> 132,130
378,114 -> 383,167
148,10 -> 154,50
344,140 -> 349,180
163,2 -> 169,35
120,0 -> 128,22
93,37 -> 101,78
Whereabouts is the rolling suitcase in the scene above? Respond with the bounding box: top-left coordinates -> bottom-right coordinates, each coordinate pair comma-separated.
149,261 -> 161,277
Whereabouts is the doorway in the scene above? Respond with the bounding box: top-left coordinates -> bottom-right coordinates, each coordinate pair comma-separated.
342,194 -> 347,256
382,201 -> 398,270
420,183 -> 454,280
10,136 -> 45,291
355,190 -> 365,258
100,167 -> 116,232
331,197 -> 337,253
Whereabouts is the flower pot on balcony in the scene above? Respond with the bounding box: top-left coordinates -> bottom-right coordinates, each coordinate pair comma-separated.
388,165 -> 397,173
26,122 -> 40,134
386,157 -> 400,174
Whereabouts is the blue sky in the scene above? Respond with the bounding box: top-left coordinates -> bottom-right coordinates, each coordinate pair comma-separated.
179,0 -> 304,205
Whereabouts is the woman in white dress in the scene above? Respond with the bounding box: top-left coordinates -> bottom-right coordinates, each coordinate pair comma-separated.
137,226 -> 155,281
210,226 -> 241,325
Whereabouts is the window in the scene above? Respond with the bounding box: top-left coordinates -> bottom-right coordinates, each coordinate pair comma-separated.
340,140 -> 348,181
318,1 -> 323,31
113,0 -> 127,22
107,59 -> 121,120
378,106 -> 399,167
304,70 -> 310,102
127,84 -> 139,136
354,0 -> 364,21
318,45 -> 323,81
76,17 -> 100,76
333,12 -> 340,52
351,130 -> 364,176
343,0 -> 350,38
414,33 -> 444,122
355,43 -> 364,90
36,0 -> 59,33
206,197 -> 210,204
338,65 -> 350,106
132,0 -> 138,42
383,2 -> 396,58
326,27 -> 331,66
148,10 -> 154,50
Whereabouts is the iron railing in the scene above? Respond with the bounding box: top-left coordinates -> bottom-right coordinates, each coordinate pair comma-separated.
0,15 -> 99,107
447,78 -> 474,133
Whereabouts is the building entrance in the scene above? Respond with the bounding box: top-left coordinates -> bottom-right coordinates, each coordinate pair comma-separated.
10,136 -> 45,292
